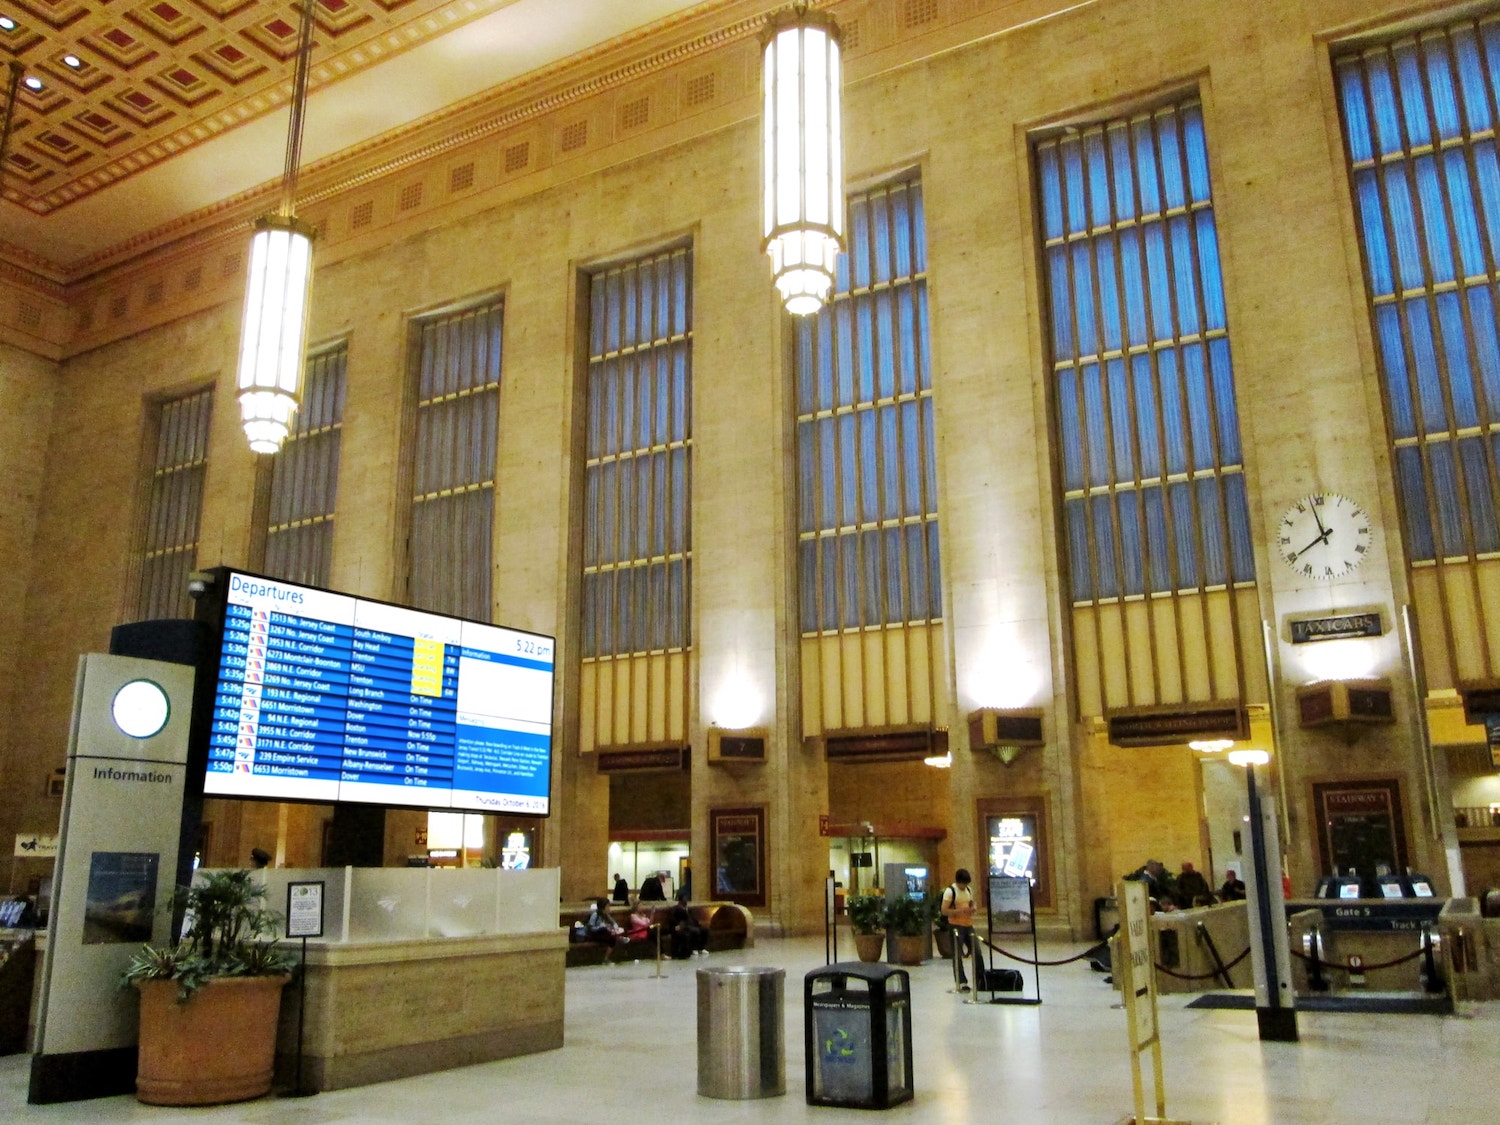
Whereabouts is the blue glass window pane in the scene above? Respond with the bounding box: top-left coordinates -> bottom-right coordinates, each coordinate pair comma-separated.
1119,229 -> 1148,346
1097,235 -> 1123,354
1091,494 -> 1119,600
1472,140 -> 1500,265
1144,222 -> 1174,340
1156,110 -> 1186,212
1436,290 -> 1479,428
1058,368 -> 1083,490
1453,27 -> 1492,135
1224,473 -> 1255,583
1396,446 -> 1434,561
1169,480 -> 1199,588
1405,299 -> 1451,432
1423,33 -> 1463,141
1208,338 -> 1242,467
1383,166 -> 1427,290
1415,155 -> 1455,283
1107,358 -> 1134,480
1427,441 -> 1467,556
1066,499 -> 1093,600
925,520 -> 943,615
1081,363 -> 1109,489
1132,116 -> 1161,216
1132,354 -> 1161,480
1108,123 -> 1136,219
1142,485 -> 1171,590
1072,242 -> 1098,358
1443,149 -> 1485,278
1063,137 -> 1087,235
1169,215 -> 1200,336
1118,491 -> 1145,596
1459,436 -> 1499,552
1467,286 -> 1500,420
849,196 -> 871,290
911,181 -> 928,274
1355,171 -> 1396,296
1367,50 -> 1406,157
1339,62 -> 1374,165
1376,304 -> 1416,438
1196,477 -> 1227,587
1395,41 -> 1433,149
1183,102 -> 1211,204
1195,212 -> 1227,330
1157,348 -> 1186,475
1085,129 -> 1111,230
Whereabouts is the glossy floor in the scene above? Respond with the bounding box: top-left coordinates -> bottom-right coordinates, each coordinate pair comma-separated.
4,936 -> 1497,1124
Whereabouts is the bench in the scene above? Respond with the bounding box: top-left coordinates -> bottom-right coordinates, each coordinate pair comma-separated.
561,901 -> 752,967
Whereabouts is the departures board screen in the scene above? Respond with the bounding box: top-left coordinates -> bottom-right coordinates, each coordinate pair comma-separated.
203,571 -> 554,815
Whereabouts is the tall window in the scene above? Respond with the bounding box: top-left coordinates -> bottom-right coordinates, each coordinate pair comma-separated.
130,387 -> 213,620
795,177 -> 940,634
1336,20 -> 1500,565
581,248 -> 692,659
1036,100 -> 1254,606
263,342 -> 346,587
407,299 -> 502,621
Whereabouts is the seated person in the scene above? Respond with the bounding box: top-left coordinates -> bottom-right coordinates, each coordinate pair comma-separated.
1175,862 -> 1214,908
624,901 -> 655,943
669,890 -> 709,959
1220,870 -> 1247,901
585,897 -> 629,960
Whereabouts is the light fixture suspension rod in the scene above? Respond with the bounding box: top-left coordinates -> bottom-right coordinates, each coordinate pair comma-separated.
280,0 -> 318,217
0,61 -> 24,195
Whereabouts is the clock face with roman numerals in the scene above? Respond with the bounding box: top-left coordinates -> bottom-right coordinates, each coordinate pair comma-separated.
1278,494 -> 1372,580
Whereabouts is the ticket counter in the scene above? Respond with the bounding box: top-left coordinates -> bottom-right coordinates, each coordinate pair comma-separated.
250,866 -> 564,1091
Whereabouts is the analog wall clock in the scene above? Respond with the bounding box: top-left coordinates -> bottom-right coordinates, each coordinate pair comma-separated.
1277,493 -> 1372,580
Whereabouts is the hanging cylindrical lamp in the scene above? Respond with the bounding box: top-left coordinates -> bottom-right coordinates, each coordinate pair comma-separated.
761,4 -> 843,316
235,0 -> 318,454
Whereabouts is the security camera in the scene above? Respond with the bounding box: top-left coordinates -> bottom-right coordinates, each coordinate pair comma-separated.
186,571 -> 215,600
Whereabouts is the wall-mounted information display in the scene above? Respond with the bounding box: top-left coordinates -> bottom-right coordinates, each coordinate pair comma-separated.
203,571 -> 554,815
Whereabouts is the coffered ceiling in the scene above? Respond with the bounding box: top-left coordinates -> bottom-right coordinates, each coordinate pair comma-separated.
0,0 -> 720,274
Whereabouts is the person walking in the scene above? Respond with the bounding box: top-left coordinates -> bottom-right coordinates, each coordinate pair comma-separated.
941,869 -> 976,993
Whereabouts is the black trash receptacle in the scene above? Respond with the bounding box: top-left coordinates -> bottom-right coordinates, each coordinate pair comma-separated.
804,961 -> 913,1110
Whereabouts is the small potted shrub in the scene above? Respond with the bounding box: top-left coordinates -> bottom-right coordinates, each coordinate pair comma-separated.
121,869 -> 294,1105
883,895 -> 931,966
929,889 -> 954,960
846,894 -> 886,962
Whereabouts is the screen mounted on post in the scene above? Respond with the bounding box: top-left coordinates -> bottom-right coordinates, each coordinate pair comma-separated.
203,570 -> 554,815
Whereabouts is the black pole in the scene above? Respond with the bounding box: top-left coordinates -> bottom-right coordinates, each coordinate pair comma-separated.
279,935 -> 317,1098
1247,765 -> 1297,1041
1028,880 -> 1041,1001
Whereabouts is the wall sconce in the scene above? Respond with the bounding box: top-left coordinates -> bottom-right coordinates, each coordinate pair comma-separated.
1295,679 -> 1394,738
968,708 -> 1044,766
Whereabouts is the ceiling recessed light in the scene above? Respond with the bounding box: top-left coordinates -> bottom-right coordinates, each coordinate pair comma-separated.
23,76 -> 41,91
0,17 -> 16,32
63,54 -> 81,68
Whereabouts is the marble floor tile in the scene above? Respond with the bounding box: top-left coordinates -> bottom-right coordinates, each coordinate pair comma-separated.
4,936 -> 1497,1124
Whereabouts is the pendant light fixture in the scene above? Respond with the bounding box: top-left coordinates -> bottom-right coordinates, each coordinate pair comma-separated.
761,3 -> 844,316
235,0 -> 318,454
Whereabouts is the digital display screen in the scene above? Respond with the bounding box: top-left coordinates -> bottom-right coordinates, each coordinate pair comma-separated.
203,571 -> 554,815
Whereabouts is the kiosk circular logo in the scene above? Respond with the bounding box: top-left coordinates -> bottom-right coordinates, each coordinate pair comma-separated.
112,680 -> 170,739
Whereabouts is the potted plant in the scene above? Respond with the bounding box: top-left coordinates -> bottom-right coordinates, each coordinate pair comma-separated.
846,894 -> 886,962
883,895 -> 931,966
121,869 -> 294,1105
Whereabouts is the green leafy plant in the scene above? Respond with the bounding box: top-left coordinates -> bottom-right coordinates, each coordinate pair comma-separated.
926,888 -> 951,933
846,894 -> 886,935
121,869 -> 294,1002
882,894 -> 931,937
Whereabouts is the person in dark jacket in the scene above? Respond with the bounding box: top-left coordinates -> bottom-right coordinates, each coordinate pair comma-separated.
669,890 -> 708,959
1175,862 -> 1214,907
611,873 -> 629,903
639,873 -> 666,901
1220,869 -> 1247,901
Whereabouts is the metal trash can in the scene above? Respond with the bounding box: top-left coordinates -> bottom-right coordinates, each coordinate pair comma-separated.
697,965 -> 785,1099
804,961 -> 913,1109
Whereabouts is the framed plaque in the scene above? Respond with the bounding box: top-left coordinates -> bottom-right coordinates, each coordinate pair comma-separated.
709,806 -> 766,908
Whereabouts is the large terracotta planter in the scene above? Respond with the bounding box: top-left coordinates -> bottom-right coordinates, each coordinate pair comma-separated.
892,934 -> 925,966
135,974 -> 289,1105
853,932 -> 885,962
